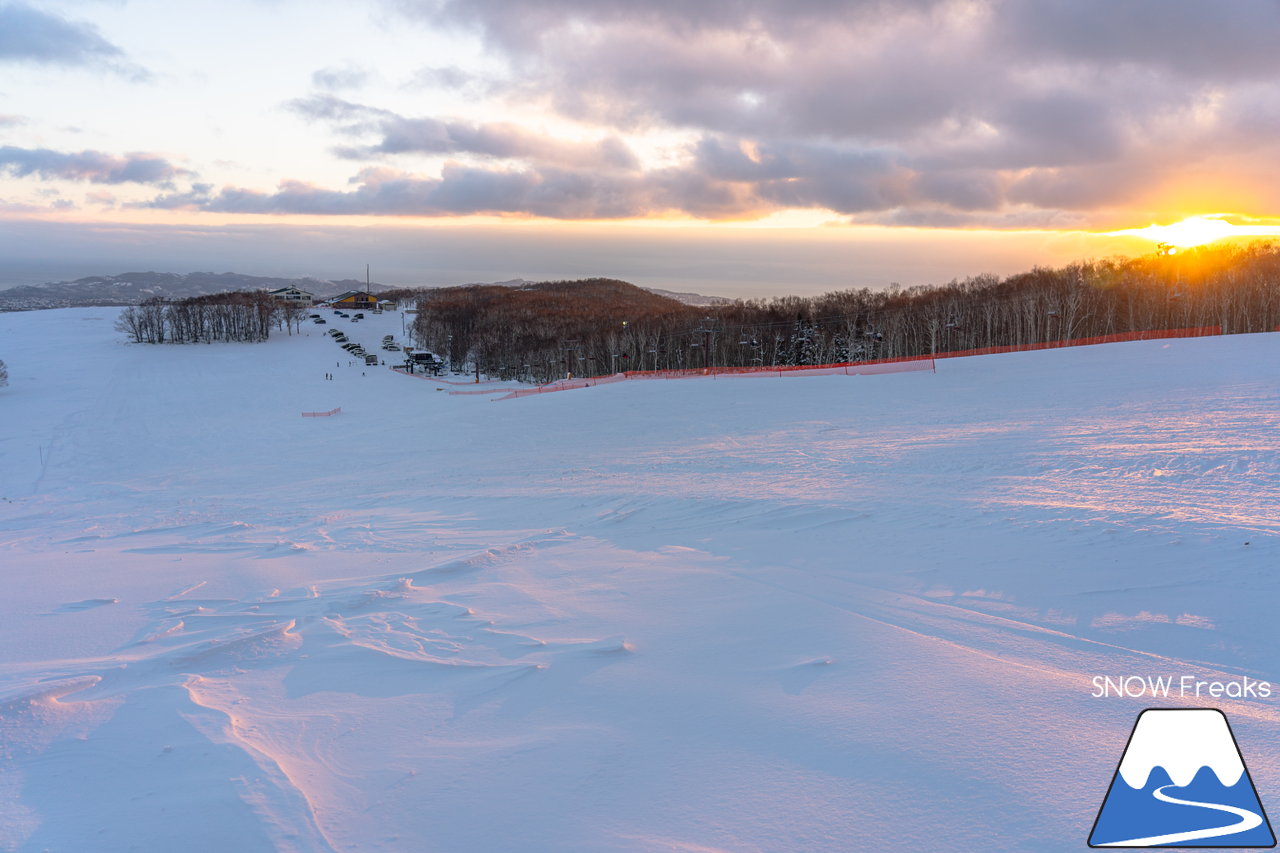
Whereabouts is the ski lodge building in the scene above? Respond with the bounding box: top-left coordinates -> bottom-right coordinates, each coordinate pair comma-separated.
330,291 -> 380,311
267,285 -> 315,306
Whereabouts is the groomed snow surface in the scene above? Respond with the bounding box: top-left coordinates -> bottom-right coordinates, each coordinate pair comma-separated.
1,308 -> 1278,852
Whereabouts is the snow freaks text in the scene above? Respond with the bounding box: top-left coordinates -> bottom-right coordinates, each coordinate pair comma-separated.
1091,675 -> 1273,700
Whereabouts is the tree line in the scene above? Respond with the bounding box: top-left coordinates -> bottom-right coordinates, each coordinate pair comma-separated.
411,242 -> 1280,383
116,292 -> 308,344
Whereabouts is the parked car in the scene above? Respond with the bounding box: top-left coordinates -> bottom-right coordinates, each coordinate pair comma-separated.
365,354 -> 378,365
313,318 -> 326,324
354,313 -> 365,319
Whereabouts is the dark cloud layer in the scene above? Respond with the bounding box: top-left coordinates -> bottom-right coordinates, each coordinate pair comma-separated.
127,0 -> 1280,224
136,163 -> 759,221
363,0 -> 1280,224
0,146 -> 191,186
0,218 -> 1087,298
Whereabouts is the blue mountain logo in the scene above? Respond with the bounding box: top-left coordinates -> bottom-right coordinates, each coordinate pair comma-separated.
1090,708 -> 1276,847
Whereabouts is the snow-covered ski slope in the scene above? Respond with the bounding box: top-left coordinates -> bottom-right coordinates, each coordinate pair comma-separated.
1,307 -> 1278,852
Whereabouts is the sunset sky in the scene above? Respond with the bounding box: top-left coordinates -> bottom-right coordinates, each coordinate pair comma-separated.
5,0 -> 1280,295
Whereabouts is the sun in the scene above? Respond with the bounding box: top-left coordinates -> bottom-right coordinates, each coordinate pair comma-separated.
1107,215 -> 1280,249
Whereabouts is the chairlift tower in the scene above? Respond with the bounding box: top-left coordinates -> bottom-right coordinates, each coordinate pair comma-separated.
695,317 -> 717,373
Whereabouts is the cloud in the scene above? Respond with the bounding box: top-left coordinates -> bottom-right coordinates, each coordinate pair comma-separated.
75,0 -> 1280,227
0,146 -> 193,186
405,64 -> 485,91
132,159 -> 768,220
374,0 -> 1280,226
85,189 -> 117,208
994,0 -> 1280,81
0,2 -> 145,77
311,64 -> 371,91
289,95 -> 640,171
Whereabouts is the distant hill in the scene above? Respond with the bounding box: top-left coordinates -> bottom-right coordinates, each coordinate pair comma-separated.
0,272 -> 388,312
0,271 -> 733,312
642,287 -> 734,307
388,279 -> 731,306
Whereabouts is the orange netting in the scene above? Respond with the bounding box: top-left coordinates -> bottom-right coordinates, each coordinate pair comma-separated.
405,325 -> 1225,402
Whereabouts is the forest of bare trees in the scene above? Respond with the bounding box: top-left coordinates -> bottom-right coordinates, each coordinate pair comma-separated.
116,292 -> 307,344
411,242 -> 1280,383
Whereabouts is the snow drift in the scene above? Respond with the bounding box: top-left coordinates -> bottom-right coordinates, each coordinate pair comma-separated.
1,308 -> 1278,852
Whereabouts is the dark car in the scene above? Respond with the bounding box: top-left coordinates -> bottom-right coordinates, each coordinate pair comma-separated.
313,318 -> 327,324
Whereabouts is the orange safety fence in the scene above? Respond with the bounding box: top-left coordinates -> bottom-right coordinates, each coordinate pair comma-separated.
493,360 -> 931,399
302,407 -> 341,417
621,357 -> 936,381
495,373 -> 630,400
423,325 -> 1225,402
930,325 -> 1220,360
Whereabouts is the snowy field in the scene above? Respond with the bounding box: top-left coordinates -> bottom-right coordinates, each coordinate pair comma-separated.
1,307 -> 1278,852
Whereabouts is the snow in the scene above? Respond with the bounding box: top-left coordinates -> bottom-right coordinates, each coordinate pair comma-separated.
1118,710 -> 1244,789
1,307 -> 1278,852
